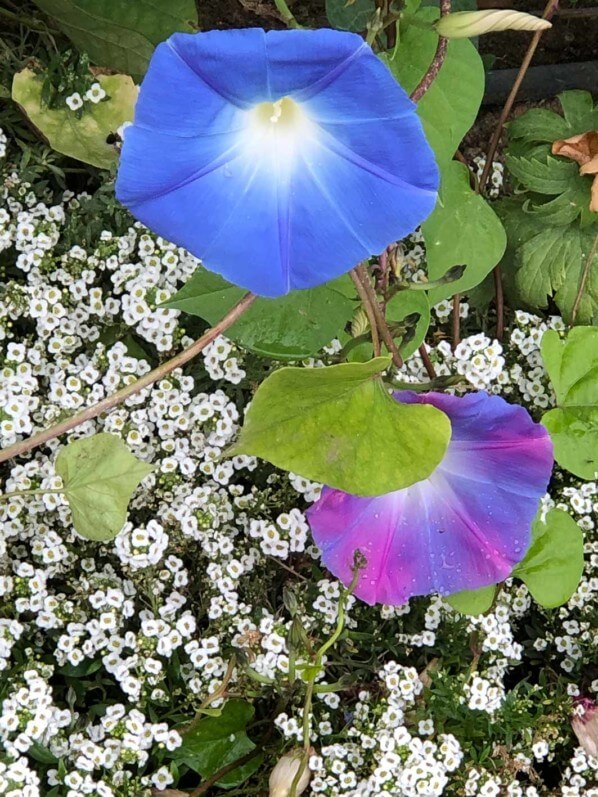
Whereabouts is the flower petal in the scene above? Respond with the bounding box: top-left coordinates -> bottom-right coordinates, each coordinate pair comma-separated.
308,392 -> 553,605
117,29 -> 439,297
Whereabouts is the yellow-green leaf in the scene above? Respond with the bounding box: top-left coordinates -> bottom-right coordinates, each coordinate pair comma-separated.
12,69 -> 137,169
55,433 -> 153,541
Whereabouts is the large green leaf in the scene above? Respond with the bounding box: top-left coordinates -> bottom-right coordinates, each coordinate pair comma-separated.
12,69 -> 137,169
513,509 -> 584,608
422,160 -> 506,301
55,433 -> 153,541
172,701 -> 260,788
541,327 -> 598,479
326,0 -> 376,30
163,269 -> 355,360
229,357 -> 451,496
383,7 -> 484,165
33,0 -> 197,78
496,201 -> 598,324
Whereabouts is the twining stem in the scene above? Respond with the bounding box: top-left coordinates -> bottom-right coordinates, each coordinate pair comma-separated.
0,292 -> 257,465
288,568 -> 361,797
478,0 -> 559,340
180,656 -> 237,738
571,231 -> 598,324
273,0 -> 302,28
354,264 -> 404,369
479,0 -> 560,193
410,0 -> 452,102
350,268 -> 381,357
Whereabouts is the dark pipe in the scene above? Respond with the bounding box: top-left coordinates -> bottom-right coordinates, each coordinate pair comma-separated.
483,60 -> 598,105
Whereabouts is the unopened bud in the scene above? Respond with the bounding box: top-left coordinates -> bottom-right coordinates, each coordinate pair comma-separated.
436,10 -> 552,39
269,749 -> 312,797
572,697 -> 598,759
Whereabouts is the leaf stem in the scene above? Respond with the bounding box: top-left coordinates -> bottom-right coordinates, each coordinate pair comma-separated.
0,292 -> 257,465
571,231 -> 598,324
0,488 -> 63,503
410,0 -> 452,103
272,0 -> 302,28
452,293 -> 461,350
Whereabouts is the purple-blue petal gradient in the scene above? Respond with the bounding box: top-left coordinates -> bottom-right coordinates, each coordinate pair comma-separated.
307,392 -> 554,605
115,28 -> 439,297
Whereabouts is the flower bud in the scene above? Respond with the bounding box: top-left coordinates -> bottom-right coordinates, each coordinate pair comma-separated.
436,10 -> 552,39
572,697 -> 598,759
269,749 -> 311,797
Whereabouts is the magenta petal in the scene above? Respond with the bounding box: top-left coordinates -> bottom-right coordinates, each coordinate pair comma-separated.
307,391 -> 553,605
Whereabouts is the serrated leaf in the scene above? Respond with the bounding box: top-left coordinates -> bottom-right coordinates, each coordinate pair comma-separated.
32,0 -> 197,79
172,701 -> 260,788
496,201 -> 598,324
513,509 -> 584,608
541,327 -> 598,479
422,161 -> 506,301
12,69 -> 137,169
510,91 -> 598,143
55,433 -> 153,541
326,0 -> 376,31
504,91 -> 598,227
446,584 -> 497,616
383,7 -> 484,165
162,269 -> 355,360
229,357 -> 452,496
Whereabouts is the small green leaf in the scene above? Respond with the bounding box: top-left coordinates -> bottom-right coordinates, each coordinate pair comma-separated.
325,0 -> 376,31
32,0 -> 197,79
385,290 -> 430,359
28,742 -> 59,765
513,509 -> 584,608
422,161 -> 507,301
541,327 -> 598,479
162,269 -> 355,360
446,584 -> 497,616
12,69 -> 137,169
55,433 -> 153,541
229,357 -> 452,496
172,700 -> 260,788
383,7 -> 484,165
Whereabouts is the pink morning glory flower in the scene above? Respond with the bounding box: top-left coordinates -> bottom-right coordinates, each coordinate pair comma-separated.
307,391 -> 554,605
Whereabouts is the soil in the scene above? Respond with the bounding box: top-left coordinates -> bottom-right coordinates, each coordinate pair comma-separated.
198,0 -> 598,66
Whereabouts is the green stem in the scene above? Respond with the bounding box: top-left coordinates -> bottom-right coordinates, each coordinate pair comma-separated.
0,6 -> 57,33
273,0 -> 302,28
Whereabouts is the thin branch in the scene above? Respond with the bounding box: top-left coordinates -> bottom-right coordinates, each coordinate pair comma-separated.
410,0 -> 452,102
350,268 -> 381,357
452,293 -> 461,351
418,343 -> 437,380
479,0 -> 560,192
571,231 -> 598,324
0,293 -> 257,464
478,0 -> 559,341
355,264 -> 404,368
493,267 -> 505,341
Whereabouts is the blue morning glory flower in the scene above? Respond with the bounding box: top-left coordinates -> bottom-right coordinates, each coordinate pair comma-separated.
116,28 -> 439,297
307,391 -> 554,605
